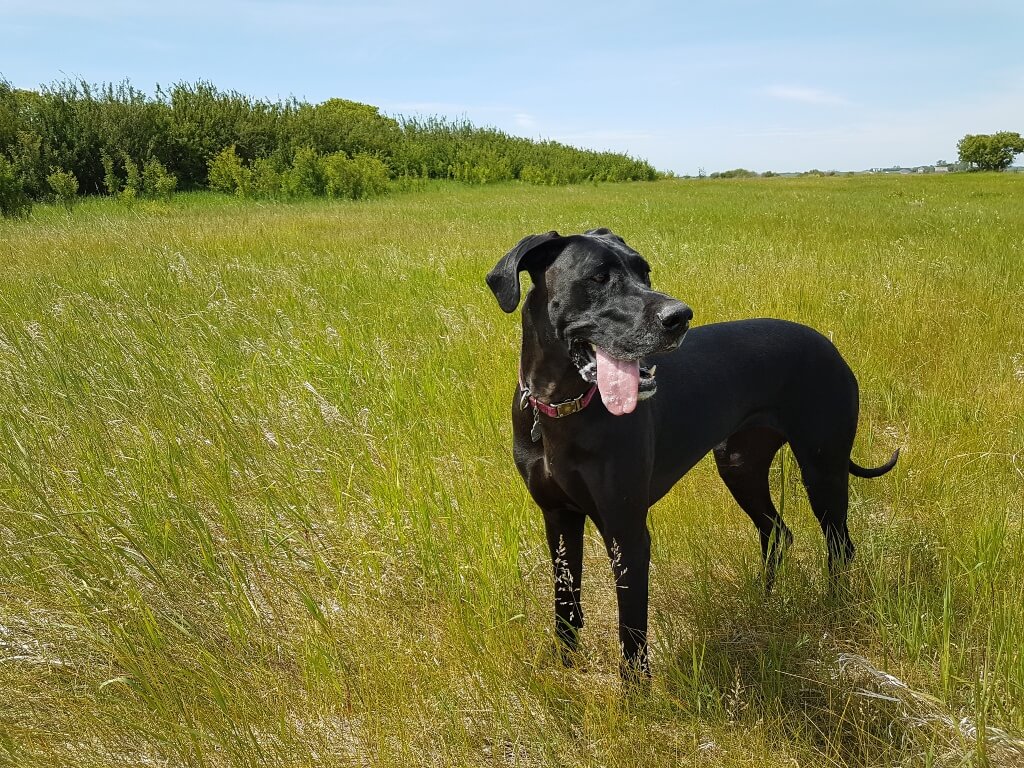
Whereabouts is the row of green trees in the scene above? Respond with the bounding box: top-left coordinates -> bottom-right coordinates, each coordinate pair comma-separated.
0,78 -> 660,216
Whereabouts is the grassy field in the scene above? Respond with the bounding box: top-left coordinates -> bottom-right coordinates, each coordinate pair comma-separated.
1,175 -> 1022,767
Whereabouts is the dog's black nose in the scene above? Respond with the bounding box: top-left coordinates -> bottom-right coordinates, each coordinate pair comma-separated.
658,304 -> 693,331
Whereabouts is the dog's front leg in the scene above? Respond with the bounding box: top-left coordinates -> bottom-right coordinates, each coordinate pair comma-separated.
541,507 -> 586,664
601,520 -> 651,679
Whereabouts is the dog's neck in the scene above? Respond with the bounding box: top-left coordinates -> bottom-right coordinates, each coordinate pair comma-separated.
520,288 -> 590,403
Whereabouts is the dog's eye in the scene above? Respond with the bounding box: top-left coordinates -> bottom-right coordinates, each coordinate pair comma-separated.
590,272 -> 609,284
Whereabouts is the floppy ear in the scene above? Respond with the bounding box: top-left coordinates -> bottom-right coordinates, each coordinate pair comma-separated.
585,227 -> 626,243
485,231 -> 568,313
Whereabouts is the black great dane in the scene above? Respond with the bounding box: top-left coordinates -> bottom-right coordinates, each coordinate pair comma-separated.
486,229 -> 898,677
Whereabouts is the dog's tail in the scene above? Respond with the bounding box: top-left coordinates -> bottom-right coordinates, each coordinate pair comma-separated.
849,449 -> 900,478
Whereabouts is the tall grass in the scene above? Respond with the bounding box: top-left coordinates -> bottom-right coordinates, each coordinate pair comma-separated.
0,174 -> 1022,766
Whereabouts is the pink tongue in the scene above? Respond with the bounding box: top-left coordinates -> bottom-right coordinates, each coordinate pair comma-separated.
595,346 -> 640,416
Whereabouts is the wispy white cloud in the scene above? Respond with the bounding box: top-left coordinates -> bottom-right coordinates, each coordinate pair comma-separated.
764,84 -> 850,106
513,112 -> 536,129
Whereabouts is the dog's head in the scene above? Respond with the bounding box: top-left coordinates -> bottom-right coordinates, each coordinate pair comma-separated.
486,228 -> 692,415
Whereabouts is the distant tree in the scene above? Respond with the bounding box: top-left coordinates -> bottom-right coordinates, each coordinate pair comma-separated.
957,132 -> 1024,171
291,98 -> 401,160
711,168 -> 757,179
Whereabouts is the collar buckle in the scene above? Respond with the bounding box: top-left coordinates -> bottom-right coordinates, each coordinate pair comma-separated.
555,397 -> 583,417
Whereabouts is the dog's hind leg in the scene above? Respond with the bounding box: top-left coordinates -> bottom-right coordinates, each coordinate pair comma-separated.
713,427 -> 792,589
790,439 -> 855,579
541,507 -> 586,663
800,464 -> 854,578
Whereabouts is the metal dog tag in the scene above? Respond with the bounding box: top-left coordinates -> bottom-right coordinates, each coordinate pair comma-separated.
531,410 -> 542,442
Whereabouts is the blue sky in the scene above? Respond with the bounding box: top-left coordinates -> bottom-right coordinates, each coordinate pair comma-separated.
4,0 -> 1023,174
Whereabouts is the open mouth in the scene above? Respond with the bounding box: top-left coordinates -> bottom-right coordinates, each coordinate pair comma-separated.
570,340 -> 657,415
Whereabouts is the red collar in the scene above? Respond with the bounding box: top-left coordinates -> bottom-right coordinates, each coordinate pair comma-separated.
519,365 -> 598,419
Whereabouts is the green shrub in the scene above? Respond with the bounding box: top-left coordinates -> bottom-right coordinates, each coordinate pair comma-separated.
156,175 -> 177,199
324,152 -> 390,200
351,154 -> 389,198
47,168 -> 79,208
100,150 -> 121,195
282,146 -> 325,198
233,164 -> 252,197
143,157 -> 177,200
121,153 -> 142,198
10,131 -> 46,198
323,153 -> 355,199
0,155 -> 32,217
250,158 -> 282,199
520,164 -> 553,185
207,145 -> 251,195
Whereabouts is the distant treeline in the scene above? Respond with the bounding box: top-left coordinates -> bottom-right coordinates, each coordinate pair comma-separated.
0,79 -> 660,215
